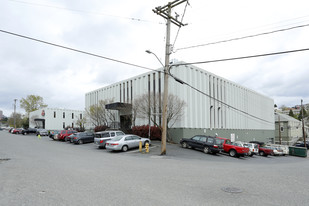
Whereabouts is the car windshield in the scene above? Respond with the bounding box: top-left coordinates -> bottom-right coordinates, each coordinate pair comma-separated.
96,132 -> 110,138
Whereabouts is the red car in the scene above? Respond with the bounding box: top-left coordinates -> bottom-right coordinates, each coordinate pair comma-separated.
12,128 -> 23,134
258,146 -> 273,157
217,137 -> 249,157
58,130 -> 77,141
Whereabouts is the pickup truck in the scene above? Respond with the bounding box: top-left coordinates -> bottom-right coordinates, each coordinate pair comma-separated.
218,137 -> 249,157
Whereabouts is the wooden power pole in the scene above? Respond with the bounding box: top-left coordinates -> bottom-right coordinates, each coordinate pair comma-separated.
153,0 -> 187,155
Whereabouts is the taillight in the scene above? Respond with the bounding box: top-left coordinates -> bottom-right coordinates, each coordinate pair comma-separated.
213,145 -> 218,148
111,143 -> 119,146
100,140 -> 104,144
74,137 -> 77,139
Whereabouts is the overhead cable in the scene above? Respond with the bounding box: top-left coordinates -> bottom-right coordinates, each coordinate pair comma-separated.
0,29 -> 157,72
173,47 -> 309,66
8,0 -> 163,24
175,23 -> 309,52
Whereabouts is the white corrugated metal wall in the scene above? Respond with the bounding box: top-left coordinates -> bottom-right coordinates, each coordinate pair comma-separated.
85,64 -> 274,131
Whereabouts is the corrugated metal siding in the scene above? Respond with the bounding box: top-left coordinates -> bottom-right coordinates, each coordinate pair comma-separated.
85,63 -> 274,130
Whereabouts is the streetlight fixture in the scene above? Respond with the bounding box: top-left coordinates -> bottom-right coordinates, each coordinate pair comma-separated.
146,50 -> 168,155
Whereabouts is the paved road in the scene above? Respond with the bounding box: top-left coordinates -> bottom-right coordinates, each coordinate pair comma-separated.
1,131 -> 309,206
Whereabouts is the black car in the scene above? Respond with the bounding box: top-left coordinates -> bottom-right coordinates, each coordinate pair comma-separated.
295,142 -> 309,149
180,135 -> 223,154
72,132 -> 95,144
22,128 -> 37,135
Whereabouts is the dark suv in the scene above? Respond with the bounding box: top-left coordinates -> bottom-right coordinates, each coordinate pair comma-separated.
72,132 -> 95,144
180,135 -> 223,154
22,128 -> 37,135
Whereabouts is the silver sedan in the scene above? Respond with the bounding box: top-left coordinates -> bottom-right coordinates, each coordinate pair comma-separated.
105,135 -> 151,152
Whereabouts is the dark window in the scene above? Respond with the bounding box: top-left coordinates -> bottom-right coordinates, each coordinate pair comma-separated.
111,133 -> 115,137
63,112 -> 65,118
63,122 -> 65,129
72,113 -> 74,119
192,136 -> 200,141
80,113 -> 82,119
207,138 -> 214,144
54,111 -> 56,118
280,126 -> 284,132
200,136 -> 207,142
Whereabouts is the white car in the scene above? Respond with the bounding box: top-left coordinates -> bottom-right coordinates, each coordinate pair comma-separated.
106,135 -> 151,152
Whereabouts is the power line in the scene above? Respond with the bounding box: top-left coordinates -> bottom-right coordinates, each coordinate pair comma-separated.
175,23 -> 309,52
8,0 -> 163,24
173,47 -> 309,66
0,29 -> 157,72
169,46 -> 309,124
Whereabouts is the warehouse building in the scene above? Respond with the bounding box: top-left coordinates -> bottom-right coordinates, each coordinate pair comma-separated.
85,62 -> 274,143
29,108 -> 84,130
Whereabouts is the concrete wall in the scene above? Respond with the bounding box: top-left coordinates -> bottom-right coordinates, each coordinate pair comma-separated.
168,128 -> 275,144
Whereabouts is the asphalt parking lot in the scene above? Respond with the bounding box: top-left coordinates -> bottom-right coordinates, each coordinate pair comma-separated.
1,131 -> 309,206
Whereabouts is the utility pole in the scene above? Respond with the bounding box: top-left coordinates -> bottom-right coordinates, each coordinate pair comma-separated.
13,99 -> 17,128
301,99 -> 307,146
278,114 -> 282,145
153,0 -> 187,155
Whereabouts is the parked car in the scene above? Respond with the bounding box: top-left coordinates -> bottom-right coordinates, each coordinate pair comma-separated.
265,144 -> 285,156
58,130 -> 77,141
278,145 -> 289,156
234,141 -> 259,157
106,135 -> 151,152
218,137 -> 249,157
72,132 -> 95,144
295,142 -> 309,149
258,146 -> 273,157
94,130 -> 126,149
12,128 -> 23,134
22,128 -> 37,135
36,129 -> 48,136
180,135 -> 223,154
49,130 -> 61,140
66,133 -> 77,143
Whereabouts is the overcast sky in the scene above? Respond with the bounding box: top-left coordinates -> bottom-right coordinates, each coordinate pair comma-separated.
1,0 -> 309,117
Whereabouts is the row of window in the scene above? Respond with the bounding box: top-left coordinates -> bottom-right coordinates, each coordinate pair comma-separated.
53,112 -> 82,119
63,122 -> 75,129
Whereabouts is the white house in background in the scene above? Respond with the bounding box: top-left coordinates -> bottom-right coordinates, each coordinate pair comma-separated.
29,108 -> 84,130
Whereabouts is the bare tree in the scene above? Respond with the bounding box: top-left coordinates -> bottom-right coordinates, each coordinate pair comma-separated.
75,115 -> 87,131
134,92 -> 186,130
85,99 -> 116,127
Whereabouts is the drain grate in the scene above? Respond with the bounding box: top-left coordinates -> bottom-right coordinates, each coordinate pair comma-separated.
221,187 -> 243,193
0,158 -> 11,163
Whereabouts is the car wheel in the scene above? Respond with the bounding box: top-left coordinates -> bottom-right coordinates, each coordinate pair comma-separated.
144,141 -> 149,147
78,140 -> 83,144
203,146 -> 210,154
122,145 -> 128,152
182,142 -> 188,148
229,149 -> 237,157
259,151 -> 265,156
